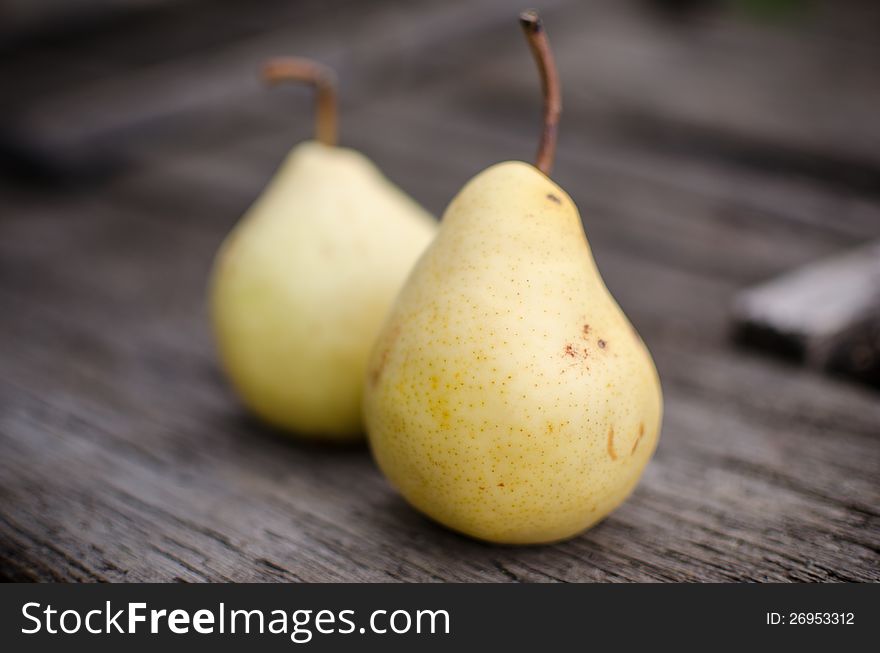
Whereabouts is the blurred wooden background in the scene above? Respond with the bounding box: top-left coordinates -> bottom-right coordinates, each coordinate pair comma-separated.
0,0 -> 878,581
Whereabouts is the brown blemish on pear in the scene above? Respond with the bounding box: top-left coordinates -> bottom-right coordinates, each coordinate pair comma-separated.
607,427 -> 618,461
631,422 -> 645,455
563,343 -> 590,371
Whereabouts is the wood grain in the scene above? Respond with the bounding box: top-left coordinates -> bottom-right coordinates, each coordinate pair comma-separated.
1,0 -> 878,582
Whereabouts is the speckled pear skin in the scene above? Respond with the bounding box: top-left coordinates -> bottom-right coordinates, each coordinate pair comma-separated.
210,141 -> 436,439
363,161 -> 662,543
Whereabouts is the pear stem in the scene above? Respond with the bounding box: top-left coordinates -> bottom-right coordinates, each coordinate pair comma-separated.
262,57 -> 339,147
519,10 -> 561,176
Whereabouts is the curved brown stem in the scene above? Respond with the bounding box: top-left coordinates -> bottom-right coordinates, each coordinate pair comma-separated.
262,57 -> 339,147
519,10 -> 561,176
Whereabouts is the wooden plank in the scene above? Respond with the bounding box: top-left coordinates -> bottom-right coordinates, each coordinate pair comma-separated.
733,241 -> 880,386
6,0 -> 880,188
0,0 -> 573,178
3,320 -> 876,583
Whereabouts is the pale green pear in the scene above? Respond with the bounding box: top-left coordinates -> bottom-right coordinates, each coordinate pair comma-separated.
210,140 -> 436,439
363,161 -> 662,543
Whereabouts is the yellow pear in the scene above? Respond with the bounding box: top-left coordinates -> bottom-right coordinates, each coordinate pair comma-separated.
363,13 -> 662,543
210,58 -> 436,439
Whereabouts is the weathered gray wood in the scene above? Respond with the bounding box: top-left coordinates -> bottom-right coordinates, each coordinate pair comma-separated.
0,0 -> 572,172
733,241 -> 880,384
1,0 -> 879,582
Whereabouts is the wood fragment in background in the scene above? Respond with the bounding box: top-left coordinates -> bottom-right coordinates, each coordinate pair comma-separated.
733,240 -> 880,388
